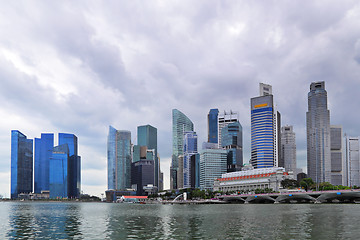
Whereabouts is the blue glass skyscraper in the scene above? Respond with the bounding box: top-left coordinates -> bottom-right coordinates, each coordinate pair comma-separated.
59,133 -> 78,156
208,109 -> 219,144
11,130 -> 33,199
34,133 -> 54,193
183,131 -> 198,188
171,109 -> 194,189
250,83 -> 281,168
107,126 -> 132,190
221,121 -> 243,172
50,144 -> 69,198
59,133 -> 81,198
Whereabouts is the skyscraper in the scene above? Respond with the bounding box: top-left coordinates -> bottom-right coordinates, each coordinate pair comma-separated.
307,81 -> 331,183
107,126 -> 132,190
171,109 -> 194,189
34,133 -> 54,193
345,136 -> 360,187
137,125 -> 159,187
199,149 -> 227,190
131,159 -> 154,196
59,133 -> 81,198
183,131 -> 198,188
330,126 -> 343,185
280,126 -> 296,173
221,121 -> 243,172
208,108 -> 219,144
11,130 -> 33,199
50,144 -> 69,198
59,133 -> 78,156
250,83 -> 281,168
218,110 -> 239,148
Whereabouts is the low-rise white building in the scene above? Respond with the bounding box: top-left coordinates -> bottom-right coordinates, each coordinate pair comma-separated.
213,167 -> 294,193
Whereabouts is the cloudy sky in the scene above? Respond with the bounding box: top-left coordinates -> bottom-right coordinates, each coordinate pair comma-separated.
1,1 -> 360,197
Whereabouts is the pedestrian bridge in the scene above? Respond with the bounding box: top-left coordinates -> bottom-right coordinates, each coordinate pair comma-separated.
219,190 -> 360,204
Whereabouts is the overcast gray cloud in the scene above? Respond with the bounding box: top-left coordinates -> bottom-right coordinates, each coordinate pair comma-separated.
1,0 -> 360,197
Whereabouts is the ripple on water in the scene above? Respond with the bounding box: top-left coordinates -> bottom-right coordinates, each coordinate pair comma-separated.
1,202 -> 360,239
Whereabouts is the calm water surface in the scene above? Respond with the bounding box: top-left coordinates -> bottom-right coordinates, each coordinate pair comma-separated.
0,202 -> 359,239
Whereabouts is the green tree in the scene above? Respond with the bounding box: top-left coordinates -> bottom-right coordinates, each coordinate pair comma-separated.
300,178 -> 314,191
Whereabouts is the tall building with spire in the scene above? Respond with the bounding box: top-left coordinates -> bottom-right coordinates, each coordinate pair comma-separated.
306,81 -> 331,183
250,83 -> 281,168
171,109 -> 194,189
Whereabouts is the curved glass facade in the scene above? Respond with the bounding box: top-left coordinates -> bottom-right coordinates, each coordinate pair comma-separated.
171,109 -> 194,189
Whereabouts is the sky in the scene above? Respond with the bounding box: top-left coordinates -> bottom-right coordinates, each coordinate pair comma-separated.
1,0 -> 360,198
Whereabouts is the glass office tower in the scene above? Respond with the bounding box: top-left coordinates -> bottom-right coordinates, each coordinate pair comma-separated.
199,149 -> 227,190
68,155 -> 81,198
137,125 -> 158,187
183,131 -> 198,188
34,133 -> 54,193
218,110 -> 239,148
171,109 -> 194,189
306,81 -> 331,183
59,133 -> 78,156
59,133 -> 81,198
208,109 -> 219,144
221,121 -> 243,172
250,83 -> 281,169
11,130 -> 33,199
280,126 -> 297,173
50,144 -> 69,198
107,126 -> 132,190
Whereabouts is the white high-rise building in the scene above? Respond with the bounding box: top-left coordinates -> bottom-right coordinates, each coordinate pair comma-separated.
345,136 -> 360,187
330,126 -> 344,185
281,125 -> 296,173
218,110 -> 238,148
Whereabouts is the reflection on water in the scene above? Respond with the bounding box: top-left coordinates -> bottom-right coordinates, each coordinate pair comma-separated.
5,202 -> 82,239
1,202 -> 360,239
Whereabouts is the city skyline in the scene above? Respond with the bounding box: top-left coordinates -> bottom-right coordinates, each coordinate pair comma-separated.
1,1 -> 360,197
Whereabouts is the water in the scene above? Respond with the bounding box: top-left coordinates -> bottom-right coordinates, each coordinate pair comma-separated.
1,202 -> 359,239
